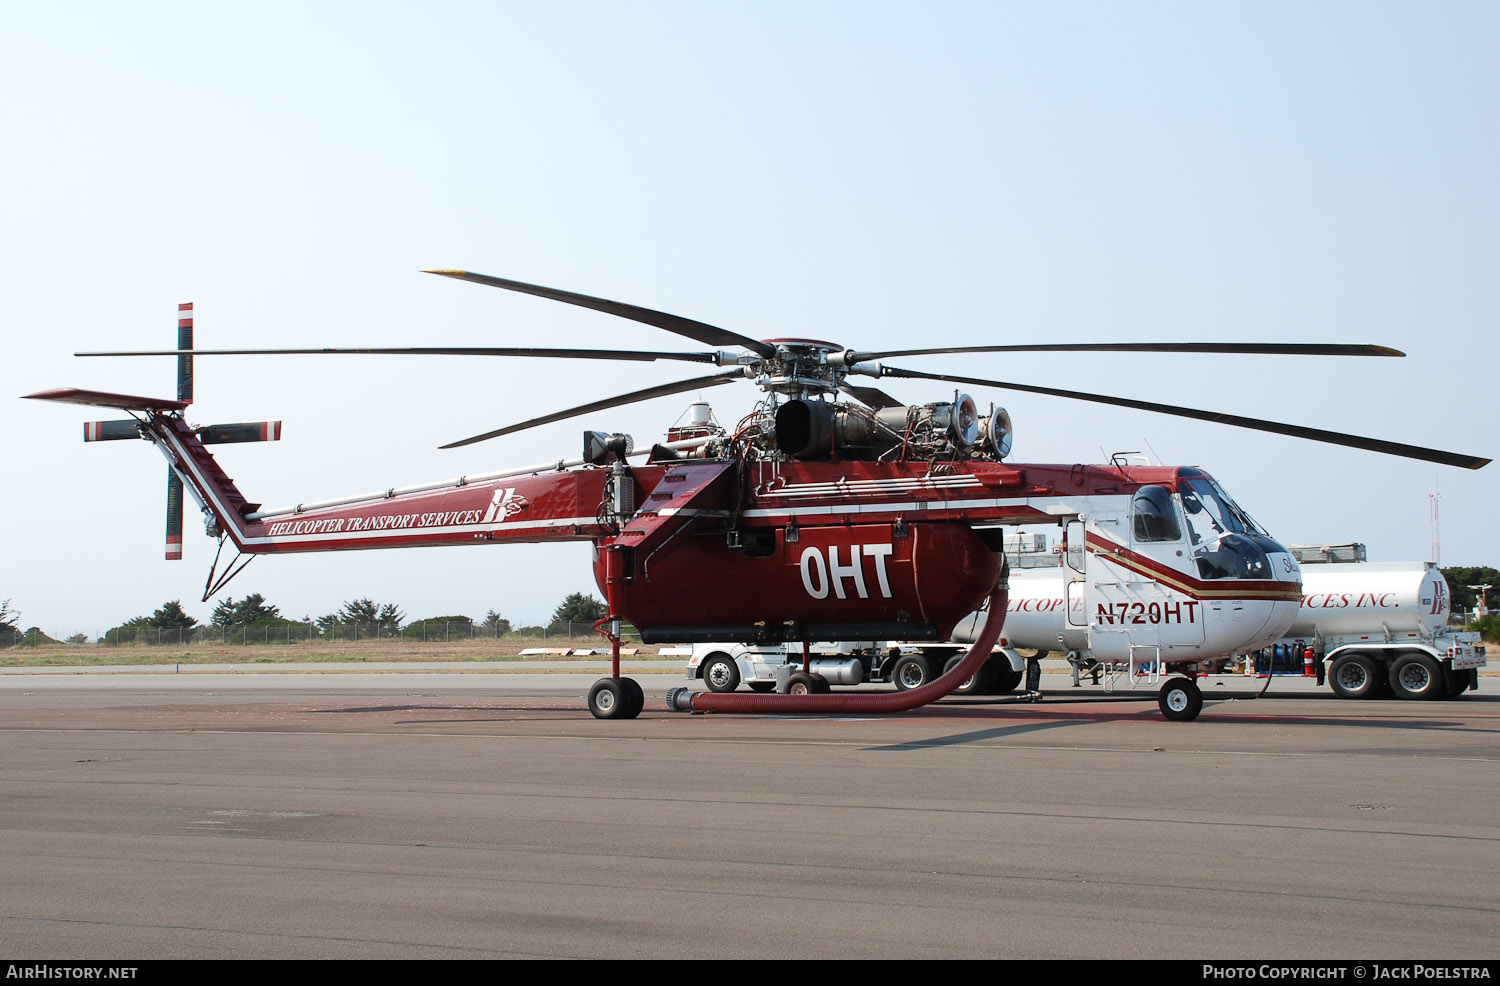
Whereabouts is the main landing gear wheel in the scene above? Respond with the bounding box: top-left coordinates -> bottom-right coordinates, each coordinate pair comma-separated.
1158,677 -> 1203,722
701,654 -> 740,693
619,677 -> 645,718
785,672 -> 818,696
588,678 -> 643,720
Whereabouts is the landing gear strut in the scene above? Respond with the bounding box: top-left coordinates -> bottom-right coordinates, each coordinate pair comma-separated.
589,610 -> 643,720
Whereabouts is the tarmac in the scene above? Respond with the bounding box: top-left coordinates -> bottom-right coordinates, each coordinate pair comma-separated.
2,658 -> 1496,960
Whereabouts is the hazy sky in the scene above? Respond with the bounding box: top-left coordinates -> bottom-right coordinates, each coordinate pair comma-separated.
4,1 -> 1496,636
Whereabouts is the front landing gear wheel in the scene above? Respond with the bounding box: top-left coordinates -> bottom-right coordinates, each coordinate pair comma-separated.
1158,677 -> 1203,722
588,678 -> 642,720
619,677 -> 645,718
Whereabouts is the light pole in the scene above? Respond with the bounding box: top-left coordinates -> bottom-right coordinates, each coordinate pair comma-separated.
1468,584 -> 1493,618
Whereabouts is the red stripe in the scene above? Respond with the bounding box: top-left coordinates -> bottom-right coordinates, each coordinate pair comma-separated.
1085,531 -> 1301,601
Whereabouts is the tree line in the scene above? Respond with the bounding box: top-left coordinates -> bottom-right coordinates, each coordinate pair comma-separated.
0,591 -> 611,645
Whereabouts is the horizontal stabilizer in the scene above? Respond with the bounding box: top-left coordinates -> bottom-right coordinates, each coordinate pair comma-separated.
198,421 -> 282,444
85,419 -> 142,442
25,388 -> 189,412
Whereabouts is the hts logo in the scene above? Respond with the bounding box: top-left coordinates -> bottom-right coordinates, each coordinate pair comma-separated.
480,488 -> 530,524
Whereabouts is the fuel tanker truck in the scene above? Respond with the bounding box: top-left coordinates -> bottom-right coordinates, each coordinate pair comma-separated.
982,562 -> 1485,700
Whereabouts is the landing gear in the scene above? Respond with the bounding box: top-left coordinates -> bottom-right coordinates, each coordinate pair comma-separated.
1158,677 -> 1203,722
619,677 -> 645,718
588,677 -> 644,720
784,672 -> 831,695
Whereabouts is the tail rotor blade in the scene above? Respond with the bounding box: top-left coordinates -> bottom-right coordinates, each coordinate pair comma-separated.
177,303 -> 194,404
166,469 -> 184,561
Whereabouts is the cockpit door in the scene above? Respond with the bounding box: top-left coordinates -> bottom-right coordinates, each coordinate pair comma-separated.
1062,519 -> 1086,628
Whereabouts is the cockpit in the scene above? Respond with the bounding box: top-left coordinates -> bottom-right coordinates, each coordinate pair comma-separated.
1131,471 -> 1292,581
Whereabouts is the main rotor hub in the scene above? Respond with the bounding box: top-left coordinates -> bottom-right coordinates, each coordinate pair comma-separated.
753,338 -> 848,399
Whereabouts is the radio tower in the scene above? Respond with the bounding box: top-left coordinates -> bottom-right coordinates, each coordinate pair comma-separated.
1430,489 -> 1441,568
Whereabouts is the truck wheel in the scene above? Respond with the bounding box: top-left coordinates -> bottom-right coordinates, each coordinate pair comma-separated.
942,654 -> 995,695
748,681 -> 776,693
1328,653 -> 1379,699
1157,677 -> 1202,722
1389,653 -> 1445,700
890,655 -> 932,691
990,664 -> 1023,694
701,654 -> 740,693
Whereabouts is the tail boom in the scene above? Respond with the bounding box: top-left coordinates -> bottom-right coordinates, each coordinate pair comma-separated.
145,412 -> 609,554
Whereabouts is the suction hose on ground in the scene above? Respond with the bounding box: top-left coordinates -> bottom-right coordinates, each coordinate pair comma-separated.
666,558 -> 1010,714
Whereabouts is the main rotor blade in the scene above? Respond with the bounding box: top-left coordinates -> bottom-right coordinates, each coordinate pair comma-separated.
853,342 -> 1405,362
440,369 -> 745,449
879,366 -> 1489,470
426,270 -> 777,359
77,346 -> 720,364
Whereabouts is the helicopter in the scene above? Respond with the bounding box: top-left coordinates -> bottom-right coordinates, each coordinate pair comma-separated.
26,271 -> 1490,720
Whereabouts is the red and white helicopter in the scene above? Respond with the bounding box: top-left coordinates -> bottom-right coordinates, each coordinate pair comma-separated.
27,271 -> 1489,720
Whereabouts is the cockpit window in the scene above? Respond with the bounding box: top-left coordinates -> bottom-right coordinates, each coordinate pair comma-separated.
1181,478 -> 1266,540
1132,485 -> 1182,542
1181,478 -> 1274,579
1193,533 -> 1271,580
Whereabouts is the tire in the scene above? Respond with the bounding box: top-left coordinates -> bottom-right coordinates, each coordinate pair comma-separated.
701,654 -> 740,693
748,681 -> 776,693
1328,653 -> 1380,699
890,655 -> 932,692
942,654 -> 995,695
588,678 -> 629,719
785,672 -> 817,696
808,673 -> 831,694
990,664 -> 1023,694
619,677 -> 645,719
1389,652 -> 1445,701
1157,677 -> 1203,722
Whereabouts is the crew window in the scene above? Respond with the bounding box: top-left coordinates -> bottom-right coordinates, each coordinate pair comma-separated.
1131,485 -> 1182,542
